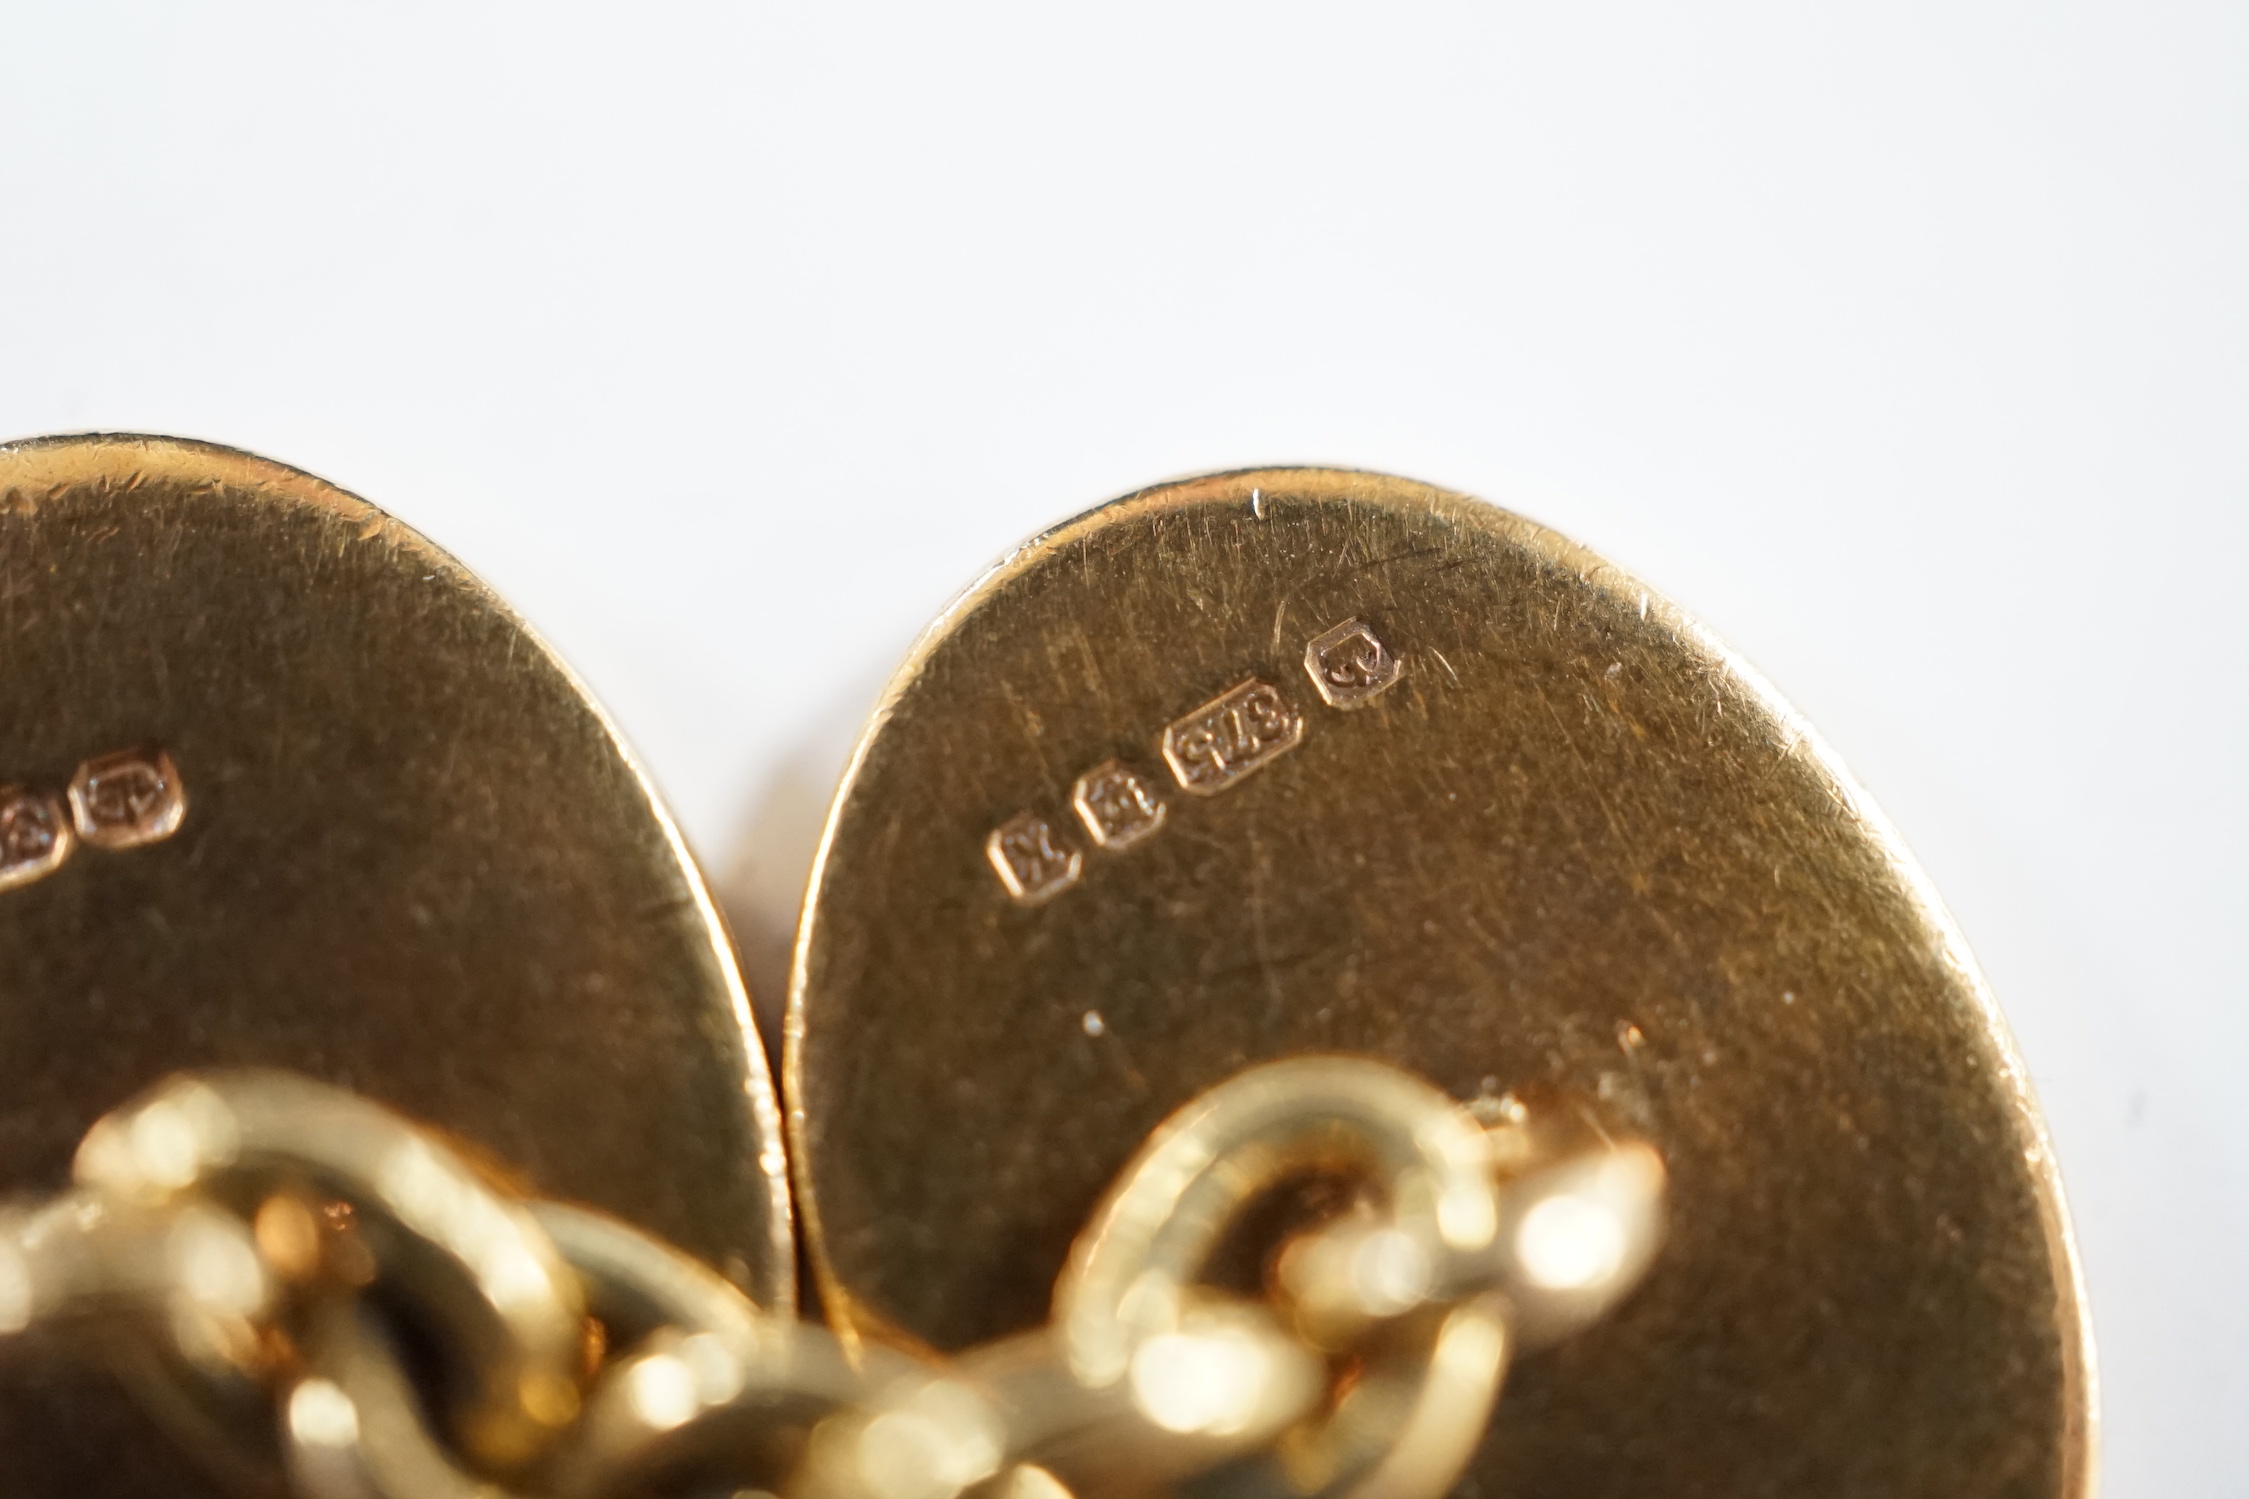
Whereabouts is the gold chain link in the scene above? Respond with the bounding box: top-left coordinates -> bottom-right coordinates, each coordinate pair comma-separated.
0,1062 -> 1662,1499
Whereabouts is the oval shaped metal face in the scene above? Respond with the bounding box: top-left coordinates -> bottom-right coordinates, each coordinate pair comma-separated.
0,436 -> 791,1495
789,470 -> 2091,1497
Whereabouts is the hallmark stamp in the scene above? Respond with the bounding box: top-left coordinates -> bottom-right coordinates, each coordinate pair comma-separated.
1305,617 -> 1402,708
986,811 -> 1083,904
0,786 -> 74,892
1161,678 -> 1305,795
1072,760 -> 1167,850
983,614 -> 1403,902
68,747 -> 187,850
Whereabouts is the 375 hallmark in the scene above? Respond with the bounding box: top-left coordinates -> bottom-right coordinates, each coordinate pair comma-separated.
1162,679 -> 1303,795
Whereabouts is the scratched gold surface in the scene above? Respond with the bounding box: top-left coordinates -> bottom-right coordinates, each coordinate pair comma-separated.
0,435 -> 791,1496
789,469 -> 2091,1498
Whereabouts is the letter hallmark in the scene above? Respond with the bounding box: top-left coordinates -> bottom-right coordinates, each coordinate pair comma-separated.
986,811 -> 1083,904
1305,618 -> 1402,709
0,787 -> 72,893
70,747 -> 187,849
1162,678 -> 1305,795
1072,760 -> 1167,850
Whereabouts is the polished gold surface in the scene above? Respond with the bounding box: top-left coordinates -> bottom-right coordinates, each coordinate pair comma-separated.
0,435 -> 791,1495
789,468 -> 2092,1496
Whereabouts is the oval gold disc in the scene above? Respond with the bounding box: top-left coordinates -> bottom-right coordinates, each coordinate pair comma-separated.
0,435 -> 791,1494
789,469 -> 2091,1496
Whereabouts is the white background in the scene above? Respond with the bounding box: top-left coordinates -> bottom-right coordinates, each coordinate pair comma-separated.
3,6 -> 2240,1491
